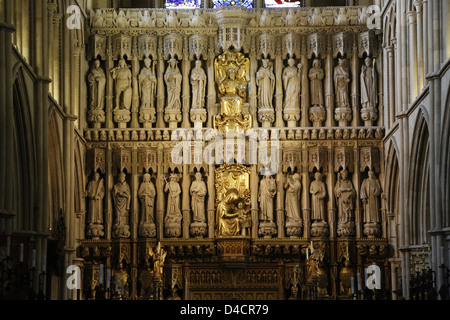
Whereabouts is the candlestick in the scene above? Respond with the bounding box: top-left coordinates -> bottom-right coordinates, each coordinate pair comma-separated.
32,249 -> 36,268
6,235 -> 10,257
357,273 -> 361,291
99,264 -> 104,285
306,248 -> 309,260
106,269 -> 111,289
351,276 -> 355,295
20,243 -> 24,263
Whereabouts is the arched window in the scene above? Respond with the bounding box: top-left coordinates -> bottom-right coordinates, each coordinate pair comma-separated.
265,0 -> 301,8
212,0 -> 254,8
165,0 -> 202,8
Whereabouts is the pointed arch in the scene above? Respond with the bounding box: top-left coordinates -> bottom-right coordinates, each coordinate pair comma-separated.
441,86 -> 450,227
408,110 -> 430,245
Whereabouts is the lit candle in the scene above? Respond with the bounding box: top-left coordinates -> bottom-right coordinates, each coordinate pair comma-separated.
32,249 -> 36,268
20,243 -> 24,263
440,246 -> 444,265
99,264 -> 104,285
6,236 -> 10,257
350,276 -> 355,295
310,241 -> 314,253
115,274 -> 119,293
357,273 -> 361,291
306,248 -> 309,260
106,269 -> 111,289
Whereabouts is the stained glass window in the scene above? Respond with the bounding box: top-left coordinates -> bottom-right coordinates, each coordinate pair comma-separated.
165,0 -> 202,9
265,0 -> 301,8
212,0 -> 254,9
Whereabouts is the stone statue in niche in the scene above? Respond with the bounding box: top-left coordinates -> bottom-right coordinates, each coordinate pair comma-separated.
164,10 -> 180,28
86,172 -> 105,239
139,57 -> 157,110
111,59 -> 132,111
88,59 -> 106,111
189,10 -> 207,28
190,60 -> 207,109
164,174 -> 182,238
138,173 -> 156,238
334,58 -> 350,108
310,172 -> 329,237
334,169 -> 356,237
360,57 -> 378,115
256,59 -> 275,110
92,9 -> 104,28
164,59 -> 182,111
361,170 -> 382,238
190,172 -> 207,237
283,58 -> 302,111
112,172 -> 131,239
258,175 -> 277,238
284,173 -> 302,237
309,59 -> 325,107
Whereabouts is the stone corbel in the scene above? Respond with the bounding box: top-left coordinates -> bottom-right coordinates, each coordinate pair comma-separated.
359,146 -> 380,173
164,33 -> 183,60
113,149 -> 132,175
308,147 -> 328,173
307,33 -> 326,59
332,32 -> 353,58
87,148 -> 106,175
112,34 -> 132,60
138,34 -> 158,60
334,146 -> 354,173
89,34 -> 107,60
358,31 -> 378,58
282,33 -> 301,60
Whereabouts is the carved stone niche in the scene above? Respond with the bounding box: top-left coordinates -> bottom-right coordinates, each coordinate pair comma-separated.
282,33 -> 301,60
307,33 -> 326,60
360,147 -> 380,173
164,34 -> 183,60
189,34 -> 209,61
358,31 -> 378,59
112,34 -> 132,60
89,34 -> 107,61
138,149 -> 158,174
113,149 -> 132,175
257,33 -> 275,59
308,147 -> 328,173
332,32 -> 353,59
138,34 -> 158,60
282,148 -> 302,173
334,146 -> 354,173
87,148 -> 106,175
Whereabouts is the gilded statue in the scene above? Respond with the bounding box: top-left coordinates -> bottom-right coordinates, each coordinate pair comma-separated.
149,244 -> 167,279
216,189 -> 250,237
214,49 -> 251,135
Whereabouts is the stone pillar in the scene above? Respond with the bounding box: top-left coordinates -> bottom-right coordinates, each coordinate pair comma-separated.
274,43 -> 284,128
300,53 -> 310,127
156,37 -> 165,128
353,148 -> 361,239
406,11 -> 418,101
105,148 -> 113,240
385,46 -> 395,128
131,42 -> 140,129
207,37 -> 216,129
156,147 -> 165,240
182,37 -> 191,129
324,42 -> 335,127
414,1 -> 424,91
302,163 -> 311,239
276,159 -> 285,238
106,38 -> 114,129
207,165 -> 215,239
131,148 -> 139,239
182,166 -> 191,239
249,43 -> 258,128
251,166 -> 259,238
350,42 -> 360,127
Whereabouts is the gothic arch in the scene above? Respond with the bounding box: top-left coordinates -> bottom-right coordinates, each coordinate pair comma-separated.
12,67 -> 37,230
408,110 -> 430,245
441,87 -> 450,227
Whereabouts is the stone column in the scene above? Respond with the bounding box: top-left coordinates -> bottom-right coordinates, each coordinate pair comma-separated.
350,42 -> 360,127
324,42 -> 335,127
276,157 -> 285,238
353,148 -> 361,239
207,165 -> 215,239
105,148 -> 113,240
300,53 -> 310,127
182,37 -> 191,129
302,158 -> 311,239
131,148 -> 139,239
156,37 -> 165,128
251,166 -> 259,238
249,42 -> 258,128
156,147 -> 165,240
131,41 -> 140,129
414,1 -> 424,91
274,43 -> 284,128
182,166 -> 191,239
106,38 -> 114,129
385,46 -> 395,128
206,37 -> 216,129
406,11 -> 418,101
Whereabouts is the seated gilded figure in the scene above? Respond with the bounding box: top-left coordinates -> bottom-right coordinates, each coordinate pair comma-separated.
214,49 -> 251,135
216,189 -> 251,237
